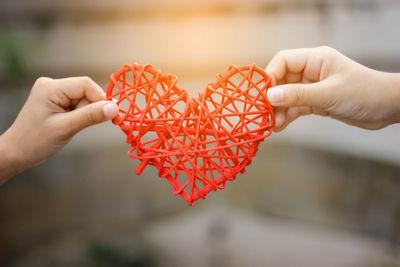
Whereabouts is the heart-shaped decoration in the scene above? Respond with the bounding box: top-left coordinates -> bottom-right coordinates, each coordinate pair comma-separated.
106,63 -> 275,205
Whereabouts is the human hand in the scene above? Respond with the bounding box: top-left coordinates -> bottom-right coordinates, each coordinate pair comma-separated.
0,76 -> 118,183
265,46 -> 400,132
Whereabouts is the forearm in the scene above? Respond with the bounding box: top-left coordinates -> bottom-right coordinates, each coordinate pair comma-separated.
0,131 -> 26,184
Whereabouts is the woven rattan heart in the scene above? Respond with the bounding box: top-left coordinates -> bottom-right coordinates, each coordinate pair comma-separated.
106,63 -> 275,205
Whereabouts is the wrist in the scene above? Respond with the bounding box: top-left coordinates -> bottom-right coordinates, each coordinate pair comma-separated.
384,73 -> 400,124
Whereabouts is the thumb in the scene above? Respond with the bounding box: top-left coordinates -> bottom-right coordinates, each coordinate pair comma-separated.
61,100 -> 119,134
267,83 -> 326,107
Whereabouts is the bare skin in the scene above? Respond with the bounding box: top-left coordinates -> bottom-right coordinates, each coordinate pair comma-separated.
0,76 -> 118,183
265,46 -> 400,132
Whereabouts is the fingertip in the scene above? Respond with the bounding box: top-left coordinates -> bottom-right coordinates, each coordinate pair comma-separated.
272,117 -> 288,132
267,86 -> 284,105
272,126 -> 286,133
102,101 -> 119,120
273,109 -> 286,129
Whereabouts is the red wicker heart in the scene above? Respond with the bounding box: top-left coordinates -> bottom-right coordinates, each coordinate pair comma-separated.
106,63 -> 275,205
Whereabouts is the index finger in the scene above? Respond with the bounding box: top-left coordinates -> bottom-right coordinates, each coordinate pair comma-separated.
265,48 -> 322,86
55,76 -> 106,103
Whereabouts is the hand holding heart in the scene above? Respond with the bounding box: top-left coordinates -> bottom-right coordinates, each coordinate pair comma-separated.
0,76 -> 118,183
266,46 -> 400,131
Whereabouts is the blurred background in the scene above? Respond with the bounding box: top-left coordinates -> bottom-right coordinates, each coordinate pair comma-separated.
0,0 -> 400,266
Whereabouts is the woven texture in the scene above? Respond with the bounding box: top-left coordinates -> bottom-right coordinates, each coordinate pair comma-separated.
106,63 -> 275,205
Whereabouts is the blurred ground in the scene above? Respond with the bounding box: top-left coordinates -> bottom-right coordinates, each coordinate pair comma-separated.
1,143 -> 400,266
0,0 -> 400,266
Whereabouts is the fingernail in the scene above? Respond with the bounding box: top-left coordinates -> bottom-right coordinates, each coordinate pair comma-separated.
267,87 -> 283,103
103,102 -> 119,119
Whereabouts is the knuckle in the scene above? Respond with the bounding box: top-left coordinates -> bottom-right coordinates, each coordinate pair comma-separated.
275,49 -> 290,59
317,46 -> 337,56
32,77 -> 54,97
317,45 -> 332,52
80,76 -> 93,86
275,50 -> 284,58
34,77 -> 53,88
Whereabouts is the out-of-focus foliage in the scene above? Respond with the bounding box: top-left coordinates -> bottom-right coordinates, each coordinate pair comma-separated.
0,29 -> 28,82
